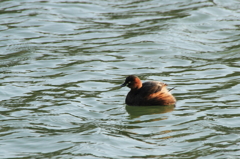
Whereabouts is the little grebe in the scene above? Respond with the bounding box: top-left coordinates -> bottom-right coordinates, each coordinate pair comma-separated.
121,75 -> 176,106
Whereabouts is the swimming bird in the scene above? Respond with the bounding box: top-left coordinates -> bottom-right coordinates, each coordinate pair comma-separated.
121,75 -> 176,106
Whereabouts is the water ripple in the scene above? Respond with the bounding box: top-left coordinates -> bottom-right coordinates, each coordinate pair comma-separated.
0,0 -> 240,158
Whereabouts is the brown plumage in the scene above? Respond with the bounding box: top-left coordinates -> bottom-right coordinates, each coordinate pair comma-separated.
121,75 -> 176,106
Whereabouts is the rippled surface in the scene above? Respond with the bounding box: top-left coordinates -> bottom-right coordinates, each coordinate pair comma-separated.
0,0 -> 240,158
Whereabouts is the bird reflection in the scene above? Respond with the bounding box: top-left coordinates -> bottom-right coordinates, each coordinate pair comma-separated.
125,105 -> 175,119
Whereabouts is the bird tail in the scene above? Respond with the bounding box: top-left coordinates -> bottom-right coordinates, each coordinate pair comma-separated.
168,87 -> 176,92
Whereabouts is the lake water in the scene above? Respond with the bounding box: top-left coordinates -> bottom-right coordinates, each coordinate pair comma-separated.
0,0 -> 240,158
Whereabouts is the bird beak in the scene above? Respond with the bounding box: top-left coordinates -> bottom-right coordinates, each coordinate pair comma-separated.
120,82 -> 126,87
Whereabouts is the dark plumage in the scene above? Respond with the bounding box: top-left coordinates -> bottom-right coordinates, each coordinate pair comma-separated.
121,75 -> 176,106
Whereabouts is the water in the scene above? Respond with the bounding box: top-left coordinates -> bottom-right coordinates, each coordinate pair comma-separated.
0,0 -> 240,158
